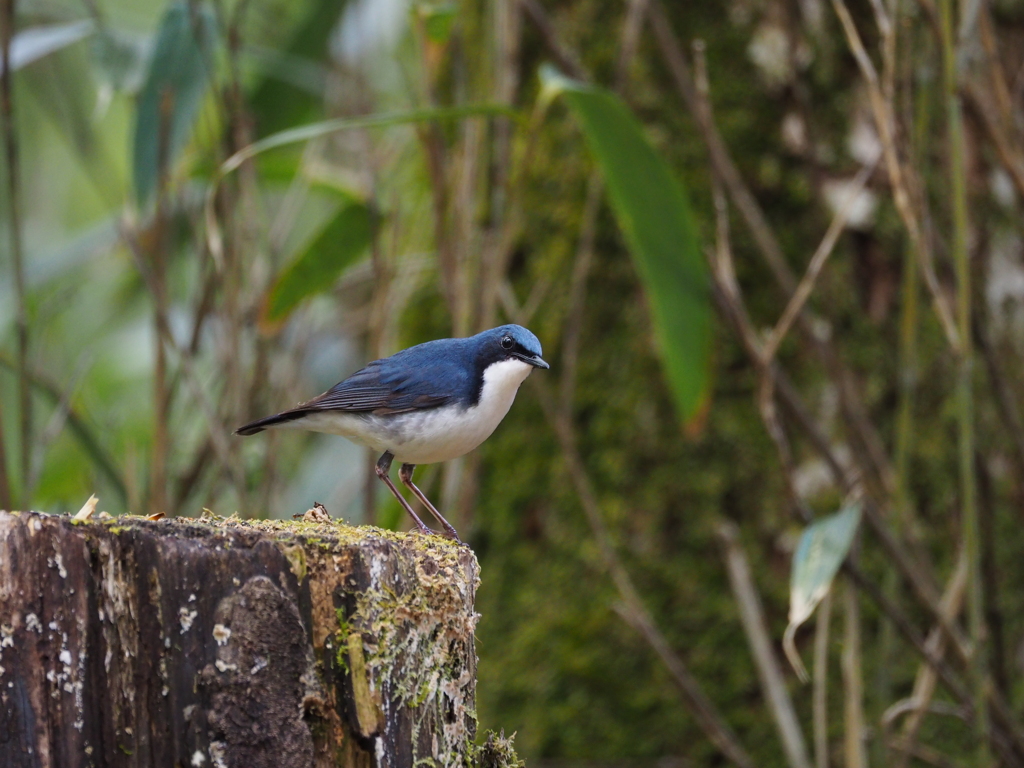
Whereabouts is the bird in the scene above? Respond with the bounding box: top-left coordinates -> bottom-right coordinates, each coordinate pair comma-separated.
235,324 -> 549,541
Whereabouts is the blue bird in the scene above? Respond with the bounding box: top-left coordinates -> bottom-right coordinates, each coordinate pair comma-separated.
236,324 -> 549,541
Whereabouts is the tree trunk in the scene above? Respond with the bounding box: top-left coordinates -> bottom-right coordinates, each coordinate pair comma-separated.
0,511 -> 481,768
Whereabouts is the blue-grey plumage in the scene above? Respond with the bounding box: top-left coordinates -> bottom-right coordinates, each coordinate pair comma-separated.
235,325 -> 548,541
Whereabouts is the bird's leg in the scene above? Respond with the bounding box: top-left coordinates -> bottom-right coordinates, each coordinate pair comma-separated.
399,463 -> 461,542
375,452 -> 433,536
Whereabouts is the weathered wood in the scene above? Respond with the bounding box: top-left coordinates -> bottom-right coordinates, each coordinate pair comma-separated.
0,511 -> 481,768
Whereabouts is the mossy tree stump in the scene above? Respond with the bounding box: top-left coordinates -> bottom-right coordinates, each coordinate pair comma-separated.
0,511 -> 481,768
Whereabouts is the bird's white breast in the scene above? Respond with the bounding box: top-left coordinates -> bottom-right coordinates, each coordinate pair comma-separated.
282,358 -> 534,464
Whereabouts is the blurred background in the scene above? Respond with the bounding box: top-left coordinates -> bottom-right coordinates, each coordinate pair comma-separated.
3,0 -> 1024,765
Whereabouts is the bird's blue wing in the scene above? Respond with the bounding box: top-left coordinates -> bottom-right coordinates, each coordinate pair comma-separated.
300,355 -> 467,414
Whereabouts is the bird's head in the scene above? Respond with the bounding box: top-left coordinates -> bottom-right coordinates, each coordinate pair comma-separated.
477,324 -> 549,370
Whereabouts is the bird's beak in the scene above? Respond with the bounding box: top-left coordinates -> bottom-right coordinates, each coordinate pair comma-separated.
515,352 -> 550,369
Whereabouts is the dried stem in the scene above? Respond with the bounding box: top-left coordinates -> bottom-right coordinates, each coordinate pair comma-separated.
887,550 -> 967,768
829,0 -> 961,351
813,591 -> 832,768
761,159 -> 878,366
975,317 -> 1024,495
938,0 -> 988,757
963,82 -> 1024,201
0,0 -> 30,506
0,396 -> 10,510
718,520 -> 812,768
879,42 -> 928,752
975,453 -> 1007,697
517,0 -> 588,80
476,0 -> 521,330
843,574 -> 867,768
559,173 -> 602,415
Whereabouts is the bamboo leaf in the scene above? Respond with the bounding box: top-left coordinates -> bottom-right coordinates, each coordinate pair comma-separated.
262,197 -> 375,326
92,28 -> 148,94
540,66 -> 712,424
3,20 -> 94,73
783,503 -> 862,682
132,1 -> 217,206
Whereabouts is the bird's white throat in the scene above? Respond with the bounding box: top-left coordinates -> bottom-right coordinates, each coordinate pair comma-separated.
478,357 -> 534,410
282,357 -> 534,464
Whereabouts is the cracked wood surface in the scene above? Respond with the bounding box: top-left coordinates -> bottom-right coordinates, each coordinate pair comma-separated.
0,512 -> 479,768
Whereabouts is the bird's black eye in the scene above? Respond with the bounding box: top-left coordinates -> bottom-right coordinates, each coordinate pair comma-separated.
500,335 -> 513,350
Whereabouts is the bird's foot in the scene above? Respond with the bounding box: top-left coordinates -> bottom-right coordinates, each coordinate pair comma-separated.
409,522 -> 462,543
440,523 -> 462,544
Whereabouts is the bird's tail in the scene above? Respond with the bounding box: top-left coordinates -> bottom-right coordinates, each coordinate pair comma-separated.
235,409 -> 310,436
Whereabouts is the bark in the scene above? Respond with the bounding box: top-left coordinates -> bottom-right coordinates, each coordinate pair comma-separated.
0,511 -> 482,768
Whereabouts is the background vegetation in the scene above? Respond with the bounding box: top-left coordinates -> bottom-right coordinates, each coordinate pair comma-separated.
3,0 -> 1024,765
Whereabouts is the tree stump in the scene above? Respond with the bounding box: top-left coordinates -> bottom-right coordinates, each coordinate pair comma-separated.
0,511 -> 483,768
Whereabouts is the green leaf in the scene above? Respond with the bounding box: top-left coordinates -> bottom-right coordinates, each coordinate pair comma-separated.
4,20 -> 94,72
92,28 -> 148,94
783,503 -> 862,681
540,66 -> 712,424
132,2 -> 217,207
263,198 -> 375,324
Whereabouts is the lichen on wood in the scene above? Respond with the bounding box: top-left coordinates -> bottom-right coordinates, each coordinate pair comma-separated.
0,511 -> 494,768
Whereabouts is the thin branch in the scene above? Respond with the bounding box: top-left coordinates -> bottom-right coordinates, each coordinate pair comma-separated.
646,1 -> 795,294
517,0 -> 588,81
559,172 -> 602,415
975,315 -> 1024,495
889,550 -> 968,768
0,393 -> 10,510
761,159 -> 877,365
842,575 -> 867,768
829,0 -> 960,351
938,0 -> 988,754
615,0 -> 649,86
813,591 -> 832,768
962,80 -> 1024,213
0,0 -> 30,505
476,0 -> 521,330
976,452 -> 1008,696
718,520 -> 812,768
708,171 -> 812,521
888,738 -> 964,768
